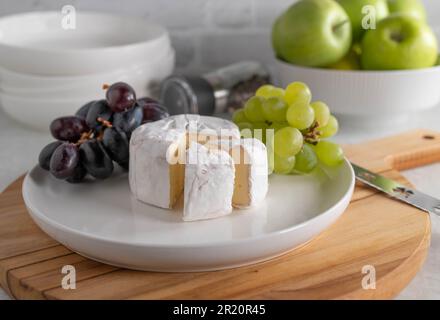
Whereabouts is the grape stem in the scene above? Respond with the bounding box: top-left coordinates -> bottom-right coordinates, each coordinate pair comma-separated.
303,121 -> 320,145
97,117 -> 113,128
75,130 -> 93,146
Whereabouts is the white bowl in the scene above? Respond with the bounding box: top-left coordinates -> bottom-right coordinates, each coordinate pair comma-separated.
276,59 -> 440,123
0,50 -> 175,131
0,94 -> 90,131
0,49 -> 175,98
0,11 -> 171,76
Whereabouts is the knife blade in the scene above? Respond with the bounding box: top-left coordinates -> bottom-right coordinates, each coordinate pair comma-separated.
352,162 -> 440,216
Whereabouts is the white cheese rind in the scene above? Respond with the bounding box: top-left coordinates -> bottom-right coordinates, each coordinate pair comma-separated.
237,138 -> 268,208
183,143 -> 235,221
129,129 -> 185,209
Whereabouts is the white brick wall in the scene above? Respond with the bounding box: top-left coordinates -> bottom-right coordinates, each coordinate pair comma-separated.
0,0 -> 438,73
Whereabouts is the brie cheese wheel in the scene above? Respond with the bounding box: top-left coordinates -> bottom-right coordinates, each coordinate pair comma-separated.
184,142 -> 235,221
208,138 -> 268,208
129,115 -> 239,210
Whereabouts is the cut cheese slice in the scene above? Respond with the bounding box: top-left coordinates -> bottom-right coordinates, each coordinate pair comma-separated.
207,138 -> 268,208
183,142 -> 235,221
230,138 -> 268,208
129,128 -> 186,209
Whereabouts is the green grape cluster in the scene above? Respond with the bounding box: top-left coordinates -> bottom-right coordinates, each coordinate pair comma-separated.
232,82 -> 343,175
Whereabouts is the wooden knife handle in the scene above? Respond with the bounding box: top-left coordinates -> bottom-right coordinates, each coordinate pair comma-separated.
386,131 -> 440,171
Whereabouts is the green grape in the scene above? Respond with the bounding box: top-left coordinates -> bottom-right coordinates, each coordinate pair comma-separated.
244,96 -> 266,122
320,115 -> 339,138
286,101 -> 315,130
253,122 -> 268,143
266,134 -> 275,175
256,85 -> 275,98
284,82 -> 312,105
311,101 -> 330,127
237,122 -> 253,138
314,140 -> 344,167
237,122 -> 253,130
262,97 -> 288,122
270,88 -> 285,98
268,121 -> 288,133
267,151 -> 274,175
256,85 -> 285,99
274,154 -> 296,174
293,144 -> 318,174
274,127 -> 303,158
266,131 -> 275,151
232,109 -> 248,123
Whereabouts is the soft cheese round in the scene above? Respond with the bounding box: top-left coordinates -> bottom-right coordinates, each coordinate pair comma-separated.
129,115 -> 240,210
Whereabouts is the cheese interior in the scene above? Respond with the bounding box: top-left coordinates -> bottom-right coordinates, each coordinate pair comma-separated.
230,145 -> 251,207
168,138 -> 186,208
205,139 -> 255,208
169,162 -> 185,208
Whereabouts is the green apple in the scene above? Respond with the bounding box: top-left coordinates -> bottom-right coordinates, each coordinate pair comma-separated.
361,14 -> 438,70
272,0 -> 352,67
387,0 -> 426,21
337,0 -> 389,41
327,46 -> 361,70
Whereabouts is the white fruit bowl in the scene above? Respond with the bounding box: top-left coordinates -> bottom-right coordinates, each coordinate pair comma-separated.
0,12 -> 171,76
276,59 -> 440,123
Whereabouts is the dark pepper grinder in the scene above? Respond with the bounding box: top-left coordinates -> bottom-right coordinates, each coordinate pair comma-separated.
159,61 -> 271,116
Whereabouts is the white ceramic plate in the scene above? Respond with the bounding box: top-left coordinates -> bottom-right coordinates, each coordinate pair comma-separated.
22,161 -> 354,272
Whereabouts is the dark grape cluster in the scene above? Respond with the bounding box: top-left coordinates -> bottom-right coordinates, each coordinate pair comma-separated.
38,82 -> 169,183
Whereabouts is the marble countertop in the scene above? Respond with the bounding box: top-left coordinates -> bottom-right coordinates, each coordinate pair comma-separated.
1,106 -> 440,300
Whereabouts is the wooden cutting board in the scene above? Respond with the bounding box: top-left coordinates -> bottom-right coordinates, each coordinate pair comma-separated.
0,129 -> 437,300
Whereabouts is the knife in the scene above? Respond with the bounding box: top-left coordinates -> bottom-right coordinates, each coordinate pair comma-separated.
352,163 -> 440,216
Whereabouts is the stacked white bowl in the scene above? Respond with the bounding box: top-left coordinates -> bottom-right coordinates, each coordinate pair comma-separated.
0,12 -> 175,131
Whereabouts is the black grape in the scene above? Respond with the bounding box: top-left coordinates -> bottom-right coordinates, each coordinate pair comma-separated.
137,97 -> 159,105
50,116 -> 89,142
38,141 -> 63,170
66,164 -> 88,184
49,143 -> 80,179
139,101 -> 169,123
75,101 -> 95,119
106,82 -> 136,113
112,105 -> 143,134
79,139 -> 114,179
102,127 -> 129,165
119,161 -> 129,170
85,100 -> 113,129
